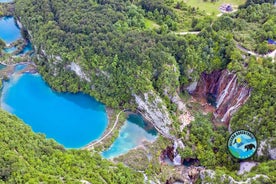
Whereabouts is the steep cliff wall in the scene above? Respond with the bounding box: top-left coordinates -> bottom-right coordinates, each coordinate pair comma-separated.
192,70 -> 251,125
134,91 -> 174,139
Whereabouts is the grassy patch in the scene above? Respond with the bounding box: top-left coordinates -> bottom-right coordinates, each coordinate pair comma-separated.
184,0 -> 246,16
144,18 -> 160,29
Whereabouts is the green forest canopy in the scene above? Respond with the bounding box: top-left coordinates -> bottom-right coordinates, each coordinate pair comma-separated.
0,110 -> 143,183
14,0 -> 275,147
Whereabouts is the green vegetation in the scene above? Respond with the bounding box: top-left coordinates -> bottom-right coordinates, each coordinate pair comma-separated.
4,0 -> 276,182
0,110 -> 143,183
93,109 -> 127,152
213,3 -> 276,53
178,113 -> 239,170
15,0 -> 237,108
241,0 -> 275,8
185,0 -> 246,15
114,136 -> 174,183
0,39 -> 5,50
144,18 -> 160,29
230,57 -> 276,140
0,3 -> 14,16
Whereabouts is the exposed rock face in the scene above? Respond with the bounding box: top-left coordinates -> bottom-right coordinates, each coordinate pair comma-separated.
161,146 -> 175,162
200,169 -> 269,184
160,140 -> 186,166
257,140 -> 267,157
69,62 -> 91,82
238,162 -> 257,175
257,139 -> 276,159
170,94 -> 194,131
186,81 -> 197,94
269,148 -> 276,160
134,91 -> 174,139
192,70 -> 251,125
164,166 -> 202,184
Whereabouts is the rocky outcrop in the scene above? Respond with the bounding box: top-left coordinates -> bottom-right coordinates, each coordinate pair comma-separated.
192,70 -> 251,125
69,62 -> 91,82
269,148 -> 276,160
170,94 -> 194,131
186,81 -> 197,94
257,139 -> 276,160
160,140 -> 186,166
134,91 -> 174,139
257,140 -> 267,157
165,166 -> 203,184
200,169 -> 269,184
161,146 -> 175,162
238,162 -> 257,175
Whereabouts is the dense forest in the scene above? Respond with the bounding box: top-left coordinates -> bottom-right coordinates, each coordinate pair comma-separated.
1,0 -> 274,183
230,56 -> 276,139
0,110 -> 143,183
213,3 -> 276,53
14,0 -> 275,135
14,0 -> 239,108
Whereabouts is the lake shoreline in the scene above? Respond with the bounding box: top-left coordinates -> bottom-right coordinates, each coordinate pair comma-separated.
0,12 -> 161,157
83,108 -> 127,151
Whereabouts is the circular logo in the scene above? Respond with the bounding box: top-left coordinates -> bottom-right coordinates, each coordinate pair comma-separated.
228,130 -> 257,159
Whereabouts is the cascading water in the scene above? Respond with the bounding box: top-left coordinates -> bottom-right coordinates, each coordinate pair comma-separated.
192,70 -> 251,125
173,140 -> 182,166
216,74 -> 237,109
221,87 -> 251,122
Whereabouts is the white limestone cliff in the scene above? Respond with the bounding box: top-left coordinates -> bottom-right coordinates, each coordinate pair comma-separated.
69,62 -> 91,82
134,91 -> 174,139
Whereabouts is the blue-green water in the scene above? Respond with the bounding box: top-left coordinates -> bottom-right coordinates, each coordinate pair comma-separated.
0,16 -> 21,44
0,64 -> 5,70
102,114 -> 157,159
1,73 -> 108,148
18,41 -> 33,55
0,0 -> 13,3
3,46 -> 17,53
14,64 -> 27,72
4,41 -> 33,55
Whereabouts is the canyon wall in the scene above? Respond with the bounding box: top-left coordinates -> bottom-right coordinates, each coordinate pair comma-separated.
192,70 -> 251,125
134,91 -> 175,139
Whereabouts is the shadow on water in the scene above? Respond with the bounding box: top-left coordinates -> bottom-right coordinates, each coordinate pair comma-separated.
17,41 -> 34,55
54,92 -> 105,111
1,73 -> 108,148
127,113 -> 158,136
23,73 -> 105,111
102,113 -> 158,159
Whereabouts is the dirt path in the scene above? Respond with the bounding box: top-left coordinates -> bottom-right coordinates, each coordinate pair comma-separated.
236,44 -> 258,56
83,110 -> 125,149
236,44 -> 276,62
175,31 -> 200,35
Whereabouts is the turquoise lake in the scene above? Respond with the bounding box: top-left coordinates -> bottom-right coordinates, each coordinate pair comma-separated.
0,16 -> 21,44
0,0 -> 13,3
102,114 -> 157,159
0,14 -> 156,154
1,72 -> 108,148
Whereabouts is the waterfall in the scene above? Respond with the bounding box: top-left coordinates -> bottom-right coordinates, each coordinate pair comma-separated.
216,74 -> 236,109
173,140 -> 182,166
221,87 -> 250,122
192,69 -> 251,124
